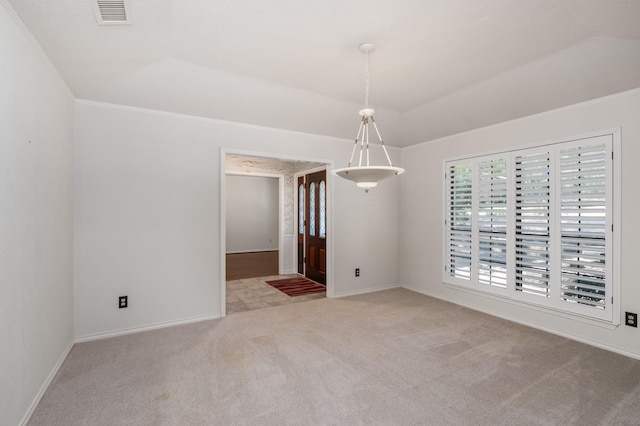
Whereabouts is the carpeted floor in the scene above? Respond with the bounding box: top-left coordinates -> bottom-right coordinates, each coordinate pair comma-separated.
29,288 -> 640,425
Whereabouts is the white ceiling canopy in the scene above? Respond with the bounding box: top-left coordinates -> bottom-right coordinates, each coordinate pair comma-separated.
7,0 -> 640,146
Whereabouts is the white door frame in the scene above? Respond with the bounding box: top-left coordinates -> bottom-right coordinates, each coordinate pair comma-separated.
220,148 -> 334,317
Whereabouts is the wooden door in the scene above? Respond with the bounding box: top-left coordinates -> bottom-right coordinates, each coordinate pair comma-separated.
304,170 -> 326,284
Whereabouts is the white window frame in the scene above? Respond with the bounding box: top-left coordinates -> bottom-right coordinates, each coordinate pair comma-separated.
443,129 -> 620,325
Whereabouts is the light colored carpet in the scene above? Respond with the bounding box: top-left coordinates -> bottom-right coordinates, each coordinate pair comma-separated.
29,289 -> 640,425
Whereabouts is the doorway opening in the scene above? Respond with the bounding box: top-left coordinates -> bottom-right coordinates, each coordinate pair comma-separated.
222,152 -> 331,315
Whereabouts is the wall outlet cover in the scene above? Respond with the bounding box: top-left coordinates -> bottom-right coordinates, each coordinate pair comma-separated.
625,312 -> 637,327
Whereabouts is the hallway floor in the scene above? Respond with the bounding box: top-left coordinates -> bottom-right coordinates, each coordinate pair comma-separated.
226,274 -> 325,314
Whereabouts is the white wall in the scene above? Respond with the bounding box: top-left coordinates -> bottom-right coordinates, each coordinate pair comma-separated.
0,2 -> 74,425
400,88 -> 640,358
226,175 -> 279,253
73,100 -> 402,338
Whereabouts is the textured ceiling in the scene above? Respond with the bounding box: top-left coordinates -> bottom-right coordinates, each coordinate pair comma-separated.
7,0 -> 640,146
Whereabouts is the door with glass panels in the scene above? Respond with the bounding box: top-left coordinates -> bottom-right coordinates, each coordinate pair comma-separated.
302,170 -> 326,284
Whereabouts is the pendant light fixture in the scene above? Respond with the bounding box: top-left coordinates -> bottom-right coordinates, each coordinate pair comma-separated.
332,43 -> 404,193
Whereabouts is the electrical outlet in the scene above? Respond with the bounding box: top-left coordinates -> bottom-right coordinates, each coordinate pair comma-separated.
625,312 -> 637,327
355,268 -> 360,277
119,296 -> 128,309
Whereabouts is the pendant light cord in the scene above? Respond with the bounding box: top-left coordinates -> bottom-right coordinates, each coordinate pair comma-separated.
364,49 -> 370,108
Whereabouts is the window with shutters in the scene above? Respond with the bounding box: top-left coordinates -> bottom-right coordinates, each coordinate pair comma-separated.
514,148 -> 552,300
443,131 -> 618,323
446,163 -> 473,281
477,156 -> 508,289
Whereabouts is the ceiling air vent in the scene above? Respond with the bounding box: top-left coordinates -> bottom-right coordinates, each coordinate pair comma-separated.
94,0 -> 131,25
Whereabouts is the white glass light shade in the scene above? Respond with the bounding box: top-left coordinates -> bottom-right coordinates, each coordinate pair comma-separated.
332,166 -> 405,192
357,182 -> 377,190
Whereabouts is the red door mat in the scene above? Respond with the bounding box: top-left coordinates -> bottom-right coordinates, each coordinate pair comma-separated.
265,277 -> 326,297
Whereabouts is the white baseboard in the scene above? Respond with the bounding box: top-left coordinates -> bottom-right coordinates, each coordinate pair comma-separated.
75,313 -> 221,343
401,284 -> 640,361
332,283 -> 401,299
20,341 -> 74,426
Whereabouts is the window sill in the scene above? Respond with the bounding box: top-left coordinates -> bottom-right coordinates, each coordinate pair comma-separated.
443,281 -> 619,330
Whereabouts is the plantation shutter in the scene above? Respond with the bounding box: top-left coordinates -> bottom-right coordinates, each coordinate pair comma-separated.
443,131 -> 616,323
446,162 -> 473,281
477,156 -> 508,289
514,149 -> 552,300
558,137 -> 612,318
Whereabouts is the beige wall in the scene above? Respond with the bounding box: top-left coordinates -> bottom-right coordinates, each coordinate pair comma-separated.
226,174 -> 279,253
